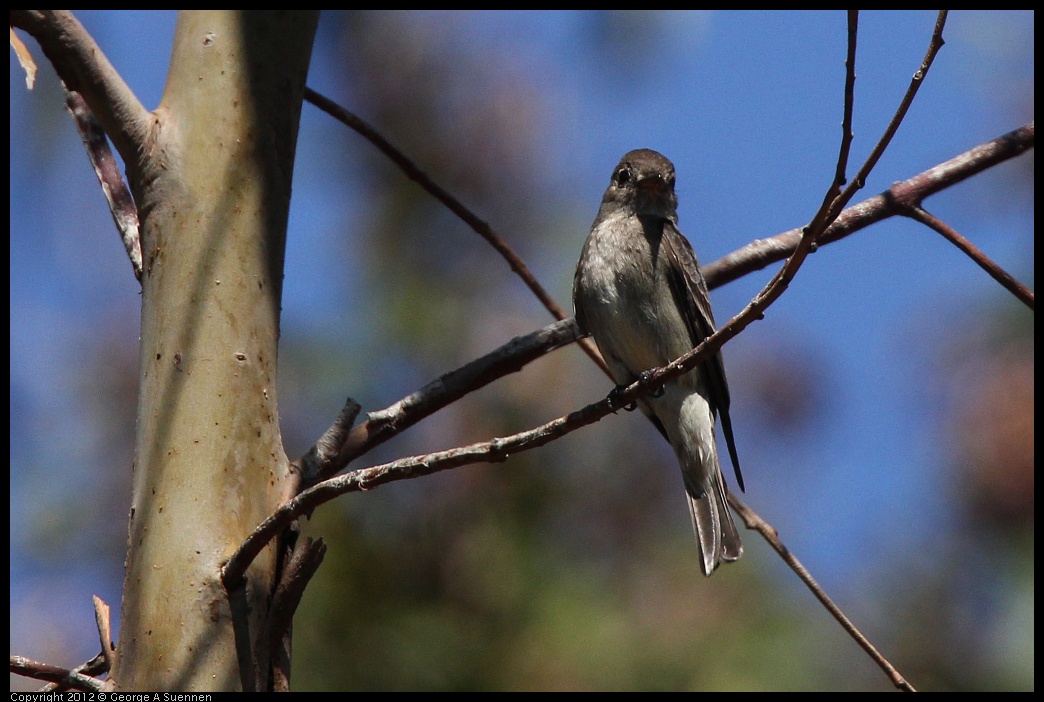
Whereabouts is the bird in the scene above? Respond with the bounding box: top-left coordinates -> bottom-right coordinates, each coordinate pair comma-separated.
573,148 -> 744,576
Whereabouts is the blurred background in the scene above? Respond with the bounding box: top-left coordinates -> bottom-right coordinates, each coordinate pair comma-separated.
10,10 -> 1033,691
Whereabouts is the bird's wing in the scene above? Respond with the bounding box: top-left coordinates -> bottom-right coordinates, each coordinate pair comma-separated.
661,222 -> 745,492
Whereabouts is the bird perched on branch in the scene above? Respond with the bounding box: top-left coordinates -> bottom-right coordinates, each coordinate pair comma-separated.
574,148 -> 745,576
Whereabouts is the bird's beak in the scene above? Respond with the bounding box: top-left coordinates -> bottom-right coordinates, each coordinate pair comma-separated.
636,174 -> 670,193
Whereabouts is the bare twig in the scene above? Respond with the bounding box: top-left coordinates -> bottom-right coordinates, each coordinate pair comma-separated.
695,18 -> 946,688
727,493 -> 917,692
297,318 -> 582,487
268,537 -> 327,692
303,86 -> 610,376
826,10 -> 949,223
836,11 -> 858,190
901,205 -> 1033,309
226,372 -> 662,588
730,13 -> 869,348
703,122 -> 1035,288
36,653 -> 108,693
798,9 -> 860,256
228,577 -> 257,693
10,655 -> 105,692
296,398 -> 362,489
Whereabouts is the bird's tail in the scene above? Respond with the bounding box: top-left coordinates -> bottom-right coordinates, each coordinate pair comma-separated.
686,469 -> 742,576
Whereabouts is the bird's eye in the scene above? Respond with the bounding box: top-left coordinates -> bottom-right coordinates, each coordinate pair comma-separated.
615,168 -> 631,186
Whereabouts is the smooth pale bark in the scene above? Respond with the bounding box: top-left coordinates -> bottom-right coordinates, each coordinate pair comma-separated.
112,11 -> 319,691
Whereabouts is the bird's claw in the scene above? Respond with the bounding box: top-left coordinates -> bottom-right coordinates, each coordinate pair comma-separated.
608,384 -> 638,412
639,370 -> 665,398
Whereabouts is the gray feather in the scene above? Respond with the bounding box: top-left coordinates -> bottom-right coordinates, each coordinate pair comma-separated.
573,149 -> 744,575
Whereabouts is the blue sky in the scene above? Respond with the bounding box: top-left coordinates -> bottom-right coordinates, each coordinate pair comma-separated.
10,10 -> 1033,682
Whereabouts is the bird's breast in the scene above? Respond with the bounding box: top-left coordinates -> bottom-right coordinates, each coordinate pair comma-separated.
576,215 -> 696,382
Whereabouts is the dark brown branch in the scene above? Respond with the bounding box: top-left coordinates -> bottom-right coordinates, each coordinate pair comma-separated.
901,205 -> 1033,309
835,11 -> 858,189
826,10 -> 948,223
229,578 -> 257,691
796,10 -> 859,281
727,493 -> 917,692
716,17 -> 935,438
693,23 -> 947,688
303,86 -> 610,377
268,537 -> 326,692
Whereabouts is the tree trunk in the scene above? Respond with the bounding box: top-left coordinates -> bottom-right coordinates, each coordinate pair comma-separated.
111,11 -> 319,691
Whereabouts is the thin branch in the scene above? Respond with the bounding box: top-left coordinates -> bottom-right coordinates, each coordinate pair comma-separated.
901,205 -> 1033,309
688,21 -> 943,689
227,377 -> 649,588
298,318 -> 582,487
303,86 -> 610,377
792,9 -> 857,268
261,523 -> 300,692
228,576 -> 258,693
727,493 -> 917,692
826,10 -> 948,223
10,11 -> 150,167
10,655 -> 105,692
797,10 -> 858,266
65,91 -> 142,282
268,537 -> 326,692
703,122 -> 1035,288
836,11 -> 858,189
37,653 -> 108,693
744,12 -> 865,333
296,398 -> 361,489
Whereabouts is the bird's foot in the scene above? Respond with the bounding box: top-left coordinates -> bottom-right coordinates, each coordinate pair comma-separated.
638,370 -> 665,398
608,384 -> 638,412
